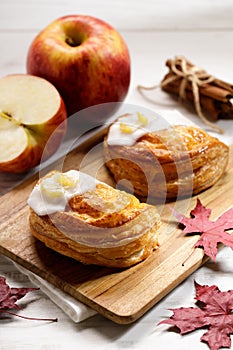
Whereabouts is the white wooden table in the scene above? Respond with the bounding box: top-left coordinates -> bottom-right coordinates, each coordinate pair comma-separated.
1,1 -> 233,349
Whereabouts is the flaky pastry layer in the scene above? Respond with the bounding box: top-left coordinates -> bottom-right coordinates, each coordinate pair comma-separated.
104,125 -> 229,200
29,181 -> 160,268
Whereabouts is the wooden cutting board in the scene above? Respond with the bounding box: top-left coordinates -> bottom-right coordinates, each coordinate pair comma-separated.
0,130 -> 233,324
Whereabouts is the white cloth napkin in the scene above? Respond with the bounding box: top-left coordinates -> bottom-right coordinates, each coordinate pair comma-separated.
15,263 -> 97,322
14,109 -> 230,323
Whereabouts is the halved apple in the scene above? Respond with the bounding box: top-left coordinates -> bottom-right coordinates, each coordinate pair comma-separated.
0,74 -> 67,173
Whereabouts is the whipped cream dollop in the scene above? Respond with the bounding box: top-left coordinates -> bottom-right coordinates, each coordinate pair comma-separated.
27,170 -> 100,216
106,110 -> 195,146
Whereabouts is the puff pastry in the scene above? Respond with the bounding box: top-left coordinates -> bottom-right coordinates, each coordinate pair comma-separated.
104,113 -> 229,200
28,170 -> 161,268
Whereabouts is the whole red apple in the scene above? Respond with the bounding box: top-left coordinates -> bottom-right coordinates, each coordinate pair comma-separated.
26,15 -> 131,116
0,74 -> 67,173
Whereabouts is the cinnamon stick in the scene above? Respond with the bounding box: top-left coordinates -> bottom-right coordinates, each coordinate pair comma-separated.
162,57 -> 233,121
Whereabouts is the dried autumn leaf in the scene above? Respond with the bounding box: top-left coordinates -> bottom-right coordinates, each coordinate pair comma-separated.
0,276 -> 38,310
0,276 -> 57,322
158,281 -> 233,350
172,198 -> 233,261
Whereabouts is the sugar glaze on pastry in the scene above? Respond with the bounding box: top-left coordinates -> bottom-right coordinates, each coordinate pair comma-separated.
28,170 -> 101,215
104,112 -> 229,200
28,170 -> 161,268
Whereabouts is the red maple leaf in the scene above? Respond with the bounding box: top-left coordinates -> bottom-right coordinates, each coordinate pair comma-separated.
0,276 -> 57,322
158,281 -> 233,350
172,198 -> 233,261
0,276 -> 38,310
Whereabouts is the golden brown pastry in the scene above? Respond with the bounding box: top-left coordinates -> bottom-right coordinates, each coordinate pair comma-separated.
104,113 -> 229,200
28,170 -> 160,268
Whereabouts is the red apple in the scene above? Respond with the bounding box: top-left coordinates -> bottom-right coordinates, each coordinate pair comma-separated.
26,15 -> 131,116
0,74 -> 67,173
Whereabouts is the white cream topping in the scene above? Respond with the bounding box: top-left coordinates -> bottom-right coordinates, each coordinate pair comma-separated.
27,170 -> 101,216
107,110 -> 195,146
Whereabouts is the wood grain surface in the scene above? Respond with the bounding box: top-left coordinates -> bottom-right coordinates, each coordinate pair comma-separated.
0,133 -> 233,324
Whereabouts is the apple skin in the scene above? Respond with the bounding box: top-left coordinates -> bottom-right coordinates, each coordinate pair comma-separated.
0,74 -> 67,174
26,15 -> 131,116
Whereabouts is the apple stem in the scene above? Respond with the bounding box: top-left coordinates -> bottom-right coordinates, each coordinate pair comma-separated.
65,36 -> 81,47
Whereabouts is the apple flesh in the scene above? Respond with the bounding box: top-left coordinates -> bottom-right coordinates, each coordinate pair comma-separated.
0,74 -> 67,173
26,15 -> 131,116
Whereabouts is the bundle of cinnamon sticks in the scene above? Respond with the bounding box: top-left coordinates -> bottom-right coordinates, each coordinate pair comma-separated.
161,56 -> 233,122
